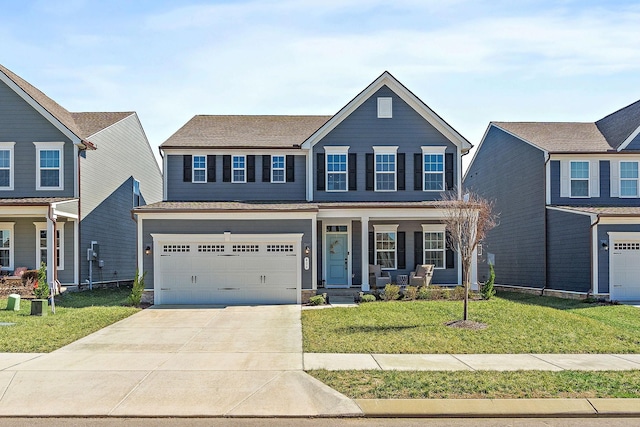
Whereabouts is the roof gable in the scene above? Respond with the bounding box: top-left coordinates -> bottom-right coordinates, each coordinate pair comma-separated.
301,71 -> 472,152
595,99 -> 640,151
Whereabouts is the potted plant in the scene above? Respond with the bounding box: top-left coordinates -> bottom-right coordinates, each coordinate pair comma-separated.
30,263 -> 49,316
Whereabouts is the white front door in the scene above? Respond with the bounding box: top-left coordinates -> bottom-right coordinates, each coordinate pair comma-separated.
610,234 -> 640,301
325,228 -> 349,287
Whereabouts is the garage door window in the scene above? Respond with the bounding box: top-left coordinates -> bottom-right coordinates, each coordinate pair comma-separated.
233,244 -> 259,252
163,244 -> 190,253
198,244 -> 224,252
614,242 -> 640,250
267,244 -> 294,252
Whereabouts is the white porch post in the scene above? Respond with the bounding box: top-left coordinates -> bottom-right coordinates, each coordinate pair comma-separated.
46,215 -> 56,288
361,216 -> 369,291
471,246 -> 478,291
73,219 -> 79,285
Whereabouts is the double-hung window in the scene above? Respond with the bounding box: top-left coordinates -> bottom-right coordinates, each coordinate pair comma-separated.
34,142 -> 64,190
374,146 -> 397,191
374,224 -> 398,270
0,223 -> 14,271
325,147 -> 349,192
0,142 -> 14,190
422,224 -> 445,269
232,155 -> 246,183
192,156 -> 206,183
271,155 -> 285,183
422,146 -> 446,191
35,222 -> 64,270
570,161 -> 589,197
620,161 -> 639,197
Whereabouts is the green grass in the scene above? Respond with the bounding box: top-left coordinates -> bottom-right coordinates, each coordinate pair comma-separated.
309,370 -> 640,399
302,291 -> 640,354
0,288 -> 140,353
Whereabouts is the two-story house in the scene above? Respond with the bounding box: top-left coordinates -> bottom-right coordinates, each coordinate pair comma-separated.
0,64 -> 162,288
464,100 -> 640,301
134,72 -> 474,305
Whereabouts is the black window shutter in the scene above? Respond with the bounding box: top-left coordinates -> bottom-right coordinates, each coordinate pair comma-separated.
445,153 -> 454,190
316,153 -> 325,191
286,155 -> 295,182
183,155 -> 192,182
414,231 -> 423,267
206,155 -> 216,182
366,153 -> 374,191
414,153 -> 422,190
446,230 -> 455,269
397,153 -> 405,191
262,155 -> 270,182
397,231 -> 406,269
223,155 -> 231,182
348,153 -> 357,191
368,231 -> 375,265
247,155 -> 255,182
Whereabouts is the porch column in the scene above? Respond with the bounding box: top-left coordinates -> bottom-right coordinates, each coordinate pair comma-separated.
470,246 -> 478,291
361,216 -> 369,291
46,215 -> 56,289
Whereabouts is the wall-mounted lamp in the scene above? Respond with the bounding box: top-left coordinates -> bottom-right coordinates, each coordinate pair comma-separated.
601,240 -> 608,251
304,245 -> 310,255
145,245 -> 152,255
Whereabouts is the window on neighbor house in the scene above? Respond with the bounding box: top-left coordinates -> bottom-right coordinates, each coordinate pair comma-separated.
423,225 -> 445,269
0,225 -> 13,270
374,225 -> 398,270
232,155 -> 246,183
570,161 -> 589,197
620,161 -> 639,197
0,143 -> 14,190
271,155 -> 285,183
133,179 -> 141,207
192,156 -> 206,183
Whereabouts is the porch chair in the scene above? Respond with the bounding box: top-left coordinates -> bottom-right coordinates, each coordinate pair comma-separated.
368,264 -> 391,289
409,264 -> 435,287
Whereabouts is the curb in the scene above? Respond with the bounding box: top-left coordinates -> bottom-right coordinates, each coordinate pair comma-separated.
355,398 -> 640,417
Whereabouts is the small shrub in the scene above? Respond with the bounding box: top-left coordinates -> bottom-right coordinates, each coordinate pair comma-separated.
22,270 -> 38,286
384,284 -> 401,301
481,264 -> 496,300
33,262 -> 50,299
127,270 -> 146,306
416,286 -> 429,300
404,286 -> 418,300
451,286 -> 466,300
429,286 -> 449,300
308,295 -> 326,306
361,294 -> 376,303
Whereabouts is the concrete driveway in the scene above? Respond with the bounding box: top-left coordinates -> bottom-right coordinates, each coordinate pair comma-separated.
0,305 -> 361,417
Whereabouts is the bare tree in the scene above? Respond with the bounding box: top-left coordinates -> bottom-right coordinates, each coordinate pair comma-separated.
438,190 -> 498,321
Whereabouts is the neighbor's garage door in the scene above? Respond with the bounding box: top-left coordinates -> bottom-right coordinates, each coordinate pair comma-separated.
154,237 -> 299,305
610,239 -> 640,301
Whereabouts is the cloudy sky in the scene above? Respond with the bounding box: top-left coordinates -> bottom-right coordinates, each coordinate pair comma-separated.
2,0 -> 640,168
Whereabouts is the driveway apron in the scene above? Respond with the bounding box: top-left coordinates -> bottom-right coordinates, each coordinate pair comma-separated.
0,305 -> 361,417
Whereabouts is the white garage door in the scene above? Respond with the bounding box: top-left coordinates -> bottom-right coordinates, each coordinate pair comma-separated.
610,239 -> 640,301
153,235 -> 301,305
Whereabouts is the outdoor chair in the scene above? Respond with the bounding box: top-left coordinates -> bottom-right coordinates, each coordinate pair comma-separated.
409,264 -> 435,287
368,264 -> 391,289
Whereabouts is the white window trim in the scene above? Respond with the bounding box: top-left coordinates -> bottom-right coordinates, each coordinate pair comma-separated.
377,97 -> 392,118
569,160 -> 590,198
34,142 -> 64,191
373,224 -> 398,270
0,222 -> 15,271
192,155 -> 207,183
422,224 -> 446,270
373,146 -> 398,192
34,222 -> 64,270
421,146 -> 447,192
0,142 -> 15,191
271,155 -> 286,183
619,160 -> 640,198
324,146 -> 349,192
232,155 -> 246,183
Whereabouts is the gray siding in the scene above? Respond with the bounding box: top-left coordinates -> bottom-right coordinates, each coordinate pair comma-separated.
546,209 -> 591,292
80,114 -> 163,283
166,154 -> 306,201
313,85 -> 459,202
0,80 -> 75,197
625,133 -> 640,150
550,160 -> 636,206
597,224 -> 640,294
464,126 -> 547,288
141,219 -> 313,289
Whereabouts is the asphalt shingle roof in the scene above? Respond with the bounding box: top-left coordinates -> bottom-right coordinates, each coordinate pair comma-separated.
596,99 -> 640,148
70,112 -> 134,138
0,197 -> 76,206
493,122 -> 614,152
552,206 -> 640,216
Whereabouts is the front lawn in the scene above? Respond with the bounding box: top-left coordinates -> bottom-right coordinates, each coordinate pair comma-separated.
302,292 -> 640,354
0,288 -> 139,353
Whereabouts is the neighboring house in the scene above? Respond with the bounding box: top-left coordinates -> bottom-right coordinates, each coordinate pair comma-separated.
464,100 -> 640,301
134,72 -> 474,305
0,64 -> 162,288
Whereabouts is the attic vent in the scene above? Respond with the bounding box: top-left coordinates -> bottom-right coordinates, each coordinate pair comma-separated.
377,97 -> 392,118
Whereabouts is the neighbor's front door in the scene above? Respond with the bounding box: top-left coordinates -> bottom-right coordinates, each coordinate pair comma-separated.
326,232 -> 348,287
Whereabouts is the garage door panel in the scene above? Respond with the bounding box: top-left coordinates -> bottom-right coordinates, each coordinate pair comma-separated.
611,238 -> 640,301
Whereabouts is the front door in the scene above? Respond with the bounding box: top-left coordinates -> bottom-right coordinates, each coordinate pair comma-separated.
326,232 -> 348,287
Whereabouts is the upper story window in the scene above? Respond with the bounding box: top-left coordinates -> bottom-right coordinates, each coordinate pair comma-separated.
0,142 -> 14,190
570,161 -> 589,198
271,155 -> 285,183
620,161 -> 639,197
0,223 -> 14,271
232,155 -> 246,183
422,224 -> 445,269
377,97 -> 392,118
192,156 -> 206,183
34,142 -> 64,191
374,146 -> 398,191
374,224 -> 398,270
422,146 -> 446,191
325,146 -> 349,192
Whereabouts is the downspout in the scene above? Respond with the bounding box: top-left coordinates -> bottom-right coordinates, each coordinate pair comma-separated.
77,148 -> 82,286
589,214 -> 601,298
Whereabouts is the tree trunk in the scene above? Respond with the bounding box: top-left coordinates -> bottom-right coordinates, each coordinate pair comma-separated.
462,260 -> 471,321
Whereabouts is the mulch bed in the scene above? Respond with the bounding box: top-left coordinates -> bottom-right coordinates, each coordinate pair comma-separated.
0,278 -> 34,299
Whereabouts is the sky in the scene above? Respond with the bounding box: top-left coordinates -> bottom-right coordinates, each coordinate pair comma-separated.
2,0 -> 640,170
